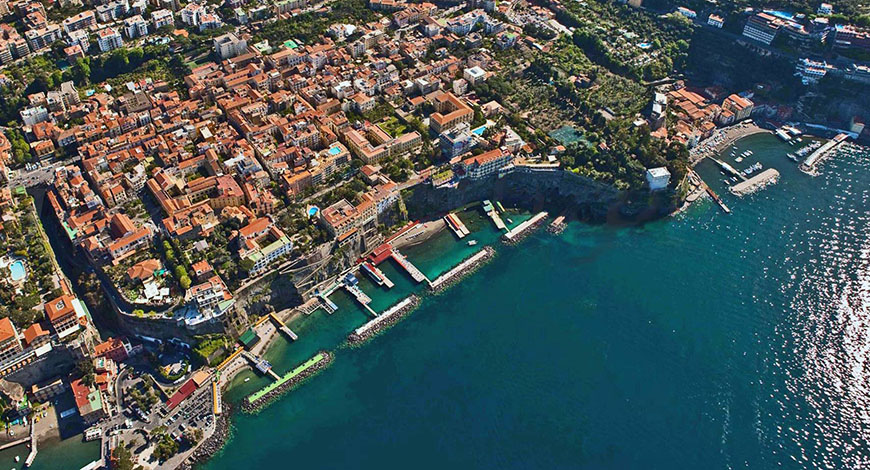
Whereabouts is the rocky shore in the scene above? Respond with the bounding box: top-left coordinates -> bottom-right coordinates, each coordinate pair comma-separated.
179,401 -> 233,470
428,246 -> 496,294
241,351 -> 333,414
347,295 -> 421,345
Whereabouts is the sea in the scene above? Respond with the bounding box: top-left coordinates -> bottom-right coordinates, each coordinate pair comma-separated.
17,133 -> 870,469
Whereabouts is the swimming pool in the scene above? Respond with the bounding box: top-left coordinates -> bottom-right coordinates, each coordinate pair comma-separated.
328,146 -> 342,156
472,125 -> 487,136
308,207 -> 319,217
9,260 -> 25,282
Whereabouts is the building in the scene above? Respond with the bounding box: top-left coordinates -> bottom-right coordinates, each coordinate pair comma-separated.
94,337 -> 135,363
707,14 -> 723,28
461,149 -> 512,180
743,12 -> 781,45
818,2 -> 832,15
722,94 -> 754,122
62,10 -> 96,34
0,318 -> 22,363
320,199 -> 359,239
70,376 -> 106,425
430,92 -> 473,134
645,167 -> 671,190
795,58 -> 832,85
213,32 -> 247,59
44,294 -> 85,337
463,66 -> 487,86
123,15 -> 149,38
97,27 -> 123,52
677,7 -> 696,19
833,24 -> 870,52
151,9 -> 174,29
30,377 -> 66,402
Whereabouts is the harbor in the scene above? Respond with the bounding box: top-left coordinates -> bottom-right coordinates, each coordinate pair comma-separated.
482,200 -> 506,231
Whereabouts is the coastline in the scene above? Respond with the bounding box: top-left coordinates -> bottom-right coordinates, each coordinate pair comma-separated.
689,122 -> 771,165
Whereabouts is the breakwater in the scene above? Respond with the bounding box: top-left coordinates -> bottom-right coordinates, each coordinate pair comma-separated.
428,247 -> 496,294
179,401 -> 233,470
729,168 -> 780,196
242,351 -> 333,414
502,212 -> 548,245
347,295 -> 421,345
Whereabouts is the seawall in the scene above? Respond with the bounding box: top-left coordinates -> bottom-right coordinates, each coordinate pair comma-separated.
347,295 -> 421,345
428,247 -> 496,294
241,351 -> 333,414
502,212 -> 548,245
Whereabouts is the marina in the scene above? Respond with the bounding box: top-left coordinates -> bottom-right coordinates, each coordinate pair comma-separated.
361,262 -> 394,289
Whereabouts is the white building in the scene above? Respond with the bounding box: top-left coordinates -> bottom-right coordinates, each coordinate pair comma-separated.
213,32 -> 247,59
677,7 -> 696,19
151,9 -> 174,30
463,66 -> 487,86
795,57 -> 832,85
180,2 -> 204,26
124,15 -> 149,38
97,27 -> 123,52
817,2 -> 832,15
645,167 -> 671,191
21,106 -> 48,126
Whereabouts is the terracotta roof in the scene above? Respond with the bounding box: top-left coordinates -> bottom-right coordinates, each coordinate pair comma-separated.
0,317 -> 16,343
22,323 -> 47,346
45,295 -> 76,323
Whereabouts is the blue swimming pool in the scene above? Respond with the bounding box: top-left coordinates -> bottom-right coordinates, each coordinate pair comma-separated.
9,260 -> 25,282
472,125 -> 487,136
308,207 -> 319,217
328,146 -> 342,156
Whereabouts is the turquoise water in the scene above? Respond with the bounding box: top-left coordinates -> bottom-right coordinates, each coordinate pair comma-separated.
200,133 -> 870,470
328,146 -> 342,156
9,260 -> 25,281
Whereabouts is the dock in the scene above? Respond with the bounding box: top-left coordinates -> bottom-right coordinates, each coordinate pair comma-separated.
548,215 -> 566,234
710,157 -> 747,181
241,350 -> 280,380
352,296 -> 417,339
502,212 -> 548,244
342,274 -> 377,317
704,186 -> 731,213
444,213 -> 470,238
800,133 -> 849,173
429,247 -> 495,293
316,293 -> 338,314
212,380 -> 222,415
390,249 -> 429,283
729,168 -> 780,196
268,312 -> 298,341
482,200 -> 506,230
361,262 -> 393,289
23,424 -> 36,468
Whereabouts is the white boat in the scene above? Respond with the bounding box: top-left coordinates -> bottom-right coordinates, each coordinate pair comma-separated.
244,377 -> 250,383
467,240 -> 478,246
14,456 -> 19,462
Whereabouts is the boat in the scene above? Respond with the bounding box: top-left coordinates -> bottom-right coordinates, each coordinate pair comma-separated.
467,240 -> 478,246
15,456 -> 19,462
244,377 -> 250,383
506,218 -> 513,224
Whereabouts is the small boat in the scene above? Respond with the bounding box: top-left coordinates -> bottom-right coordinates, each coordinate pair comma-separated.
244,377 -> 250,383
467,240 -> 478,246
15,456 -> 20,462
506,218 -> 513,224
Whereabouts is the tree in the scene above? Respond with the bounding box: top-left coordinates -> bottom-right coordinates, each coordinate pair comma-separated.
179,275 -> 191,290
112,443 -> 143,470
76,360 -> 95,386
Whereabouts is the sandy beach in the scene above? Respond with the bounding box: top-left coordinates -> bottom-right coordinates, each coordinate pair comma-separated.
690,121 -> 771,165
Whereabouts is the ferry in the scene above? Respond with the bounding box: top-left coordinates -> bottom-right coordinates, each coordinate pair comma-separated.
361,262 -> 385,286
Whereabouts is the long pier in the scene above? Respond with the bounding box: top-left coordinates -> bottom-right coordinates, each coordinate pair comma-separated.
483,200 -> 506,230
268,312 -> 298,341
502,212 -> 548,244
351,296 -> 418,339
212,380 -> 222,415
801,133 -> 848,173
705,186 -> 731,213
429,247 -> 496,293
390,249 -> 429,283
711,157 -> 747,181
23,424 -> 36,467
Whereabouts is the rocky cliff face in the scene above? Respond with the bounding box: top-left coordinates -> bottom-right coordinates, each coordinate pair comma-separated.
403,169 -> 676,222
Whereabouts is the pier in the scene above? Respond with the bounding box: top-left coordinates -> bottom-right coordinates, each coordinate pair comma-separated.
800,133 -> 849,173
342,274 -> 377,317
361,262 -> 394,288
243,351 -> 333,412
444,213 -> 470,238
350,296 -> 419,341
548,216 -> 566,234
710,157 -> 747,181
316,292 -> 338,314
23,424 -> 36,468
241,350 -> 280,380
729,168 -> 780,196
483,200 -> 506,230
704,186 -> 731,213
390,249 -> 429,283
429,247 -> 496,293
212,380 -> 222,415
502,212 -> 548,244
268,312 -> 298,341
